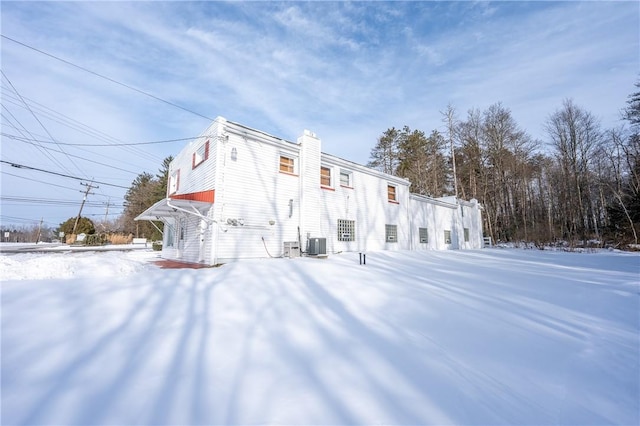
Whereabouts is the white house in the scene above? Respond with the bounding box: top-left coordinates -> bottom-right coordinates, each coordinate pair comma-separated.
136,117 -> 484,264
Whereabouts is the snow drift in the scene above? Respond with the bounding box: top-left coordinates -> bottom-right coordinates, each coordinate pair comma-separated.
1,248 -> 638,425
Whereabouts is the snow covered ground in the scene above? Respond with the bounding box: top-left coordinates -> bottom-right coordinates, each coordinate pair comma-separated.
1,248 -> 638,425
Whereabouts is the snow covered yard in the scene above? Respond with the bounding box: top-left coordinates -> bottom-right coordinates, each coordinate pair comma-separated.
1,249 -> 638,425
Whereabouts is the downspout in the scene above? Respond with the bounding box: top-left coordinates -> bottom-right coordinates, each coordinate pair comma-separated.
214,131 -> 229,265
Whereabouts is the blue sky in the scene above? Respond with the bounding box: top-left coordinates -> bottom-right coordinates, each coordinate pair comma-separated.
1,1 -> 638,231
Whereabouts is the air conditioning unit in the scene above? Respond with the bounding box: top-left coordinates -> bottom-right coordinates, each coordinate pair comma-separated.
307,237 -> 327,256
420,237 -> 428,243
341,233 -> 351,240
387,235 -> 396,242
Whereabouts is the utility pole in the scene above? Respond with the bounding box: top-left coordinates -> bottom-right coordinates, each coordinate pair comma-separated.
35,217 -> 43,244
72,181 -> 98,235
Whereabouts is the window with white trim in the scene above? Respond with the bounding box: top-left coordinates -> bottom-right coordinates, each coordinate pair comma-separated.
192,140 -> 210,169
179,218 -> 186,241
444,230 -> 452,244
385,224 -> 397,243
337,219 -> 355,241
419,228 -> 429,243
279,155 -> 296,174
464,228 -> 470,242
321,165 -> 332,187
340,170 -> 352,187
387,184 -> 397,202
165,222 -> 175,247
169,170 -> 180,195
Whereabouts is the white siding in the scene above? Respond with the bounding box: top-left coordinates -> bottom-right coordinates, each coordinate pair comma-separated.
212,122 -> 302,261
168,120 -> 220,197
316,154 -> 412,253
299,131 -> 322,241
156,117 -> 484,264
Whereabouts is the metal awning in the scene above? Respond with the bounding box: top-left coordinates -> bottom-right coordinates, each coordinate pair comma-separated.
134,198 -> 213,222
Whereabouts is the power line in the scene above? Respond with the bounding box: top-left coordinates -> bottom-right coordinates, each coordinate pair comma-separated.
1,170 -> 82,191
1,34 -> 214,122
1,104 -> 73,173
1,69 -> 87,178
0,196 -> 107,207
2,132 -> 207,147
0,90 -> 164,164
7,135 -> 143,175
1,160 -> 130,189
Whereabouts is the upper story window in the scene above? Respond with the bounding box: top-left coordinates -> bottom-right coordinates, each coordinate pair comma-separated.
321,165 -> 332,188
279,155 -> 296,174
340,170 -> 352,187
387,184 -> 397,203
169,169 -> 180,195
192,140 -> 210,169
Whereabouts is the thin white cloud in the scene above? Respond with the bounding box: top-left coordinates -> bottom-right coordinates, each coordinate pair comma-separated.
1,1 -> 637,225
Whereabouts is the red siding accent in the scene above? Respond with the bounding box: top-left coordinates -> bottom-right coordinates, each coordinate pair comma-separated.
170,190 -> 215,203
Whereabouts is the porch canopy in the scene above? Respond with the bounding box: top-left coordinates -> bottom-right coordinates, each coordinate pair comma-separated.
134,198 -> 213,222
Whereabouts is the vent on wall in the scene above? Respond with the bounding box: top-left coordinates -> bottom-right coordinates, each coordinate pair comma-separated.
307,237 -> 327,256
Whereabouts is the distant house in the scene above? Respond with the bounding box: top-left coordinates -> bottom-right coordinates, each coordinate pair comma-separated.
136,117 -> 484,264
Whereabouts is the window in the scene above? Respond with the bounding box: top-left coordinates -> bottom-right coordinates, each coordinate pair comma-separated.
464,228 -> 470,242
387,185 -> 397,202
321,166 -> 332,187
279,155 -> 295,174
337,219 -> 355,241
169,170 -> 180,195
419,228 -> 429,244
385,224 -> 397,243
165,222 -> 175,247
179,218 -> 186,241
444,230 -> 452,244
461,206 -> 465,217
192,140 -> 210,169
340,170 -> 352,187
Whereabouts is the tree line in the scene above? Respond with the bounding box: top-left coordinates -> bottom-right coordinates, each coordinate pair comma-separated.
368,82 -> 639,247
56,82 -> 639,248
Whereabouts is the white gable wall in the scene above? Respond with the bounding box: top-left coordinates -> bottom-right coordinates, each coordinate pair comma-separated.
211,121 -> 302,262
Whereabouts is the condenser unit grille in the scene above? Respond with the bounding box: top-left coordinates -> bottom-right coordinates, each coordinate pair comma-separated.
307,238 -> 327,255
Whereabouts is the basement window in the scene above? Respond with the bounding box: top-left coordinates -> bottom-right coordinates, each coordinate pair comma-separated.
419,228 -> 429,244
192,140 -> 210,169
385,224 -> 397,243
337,219 -> 355,241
